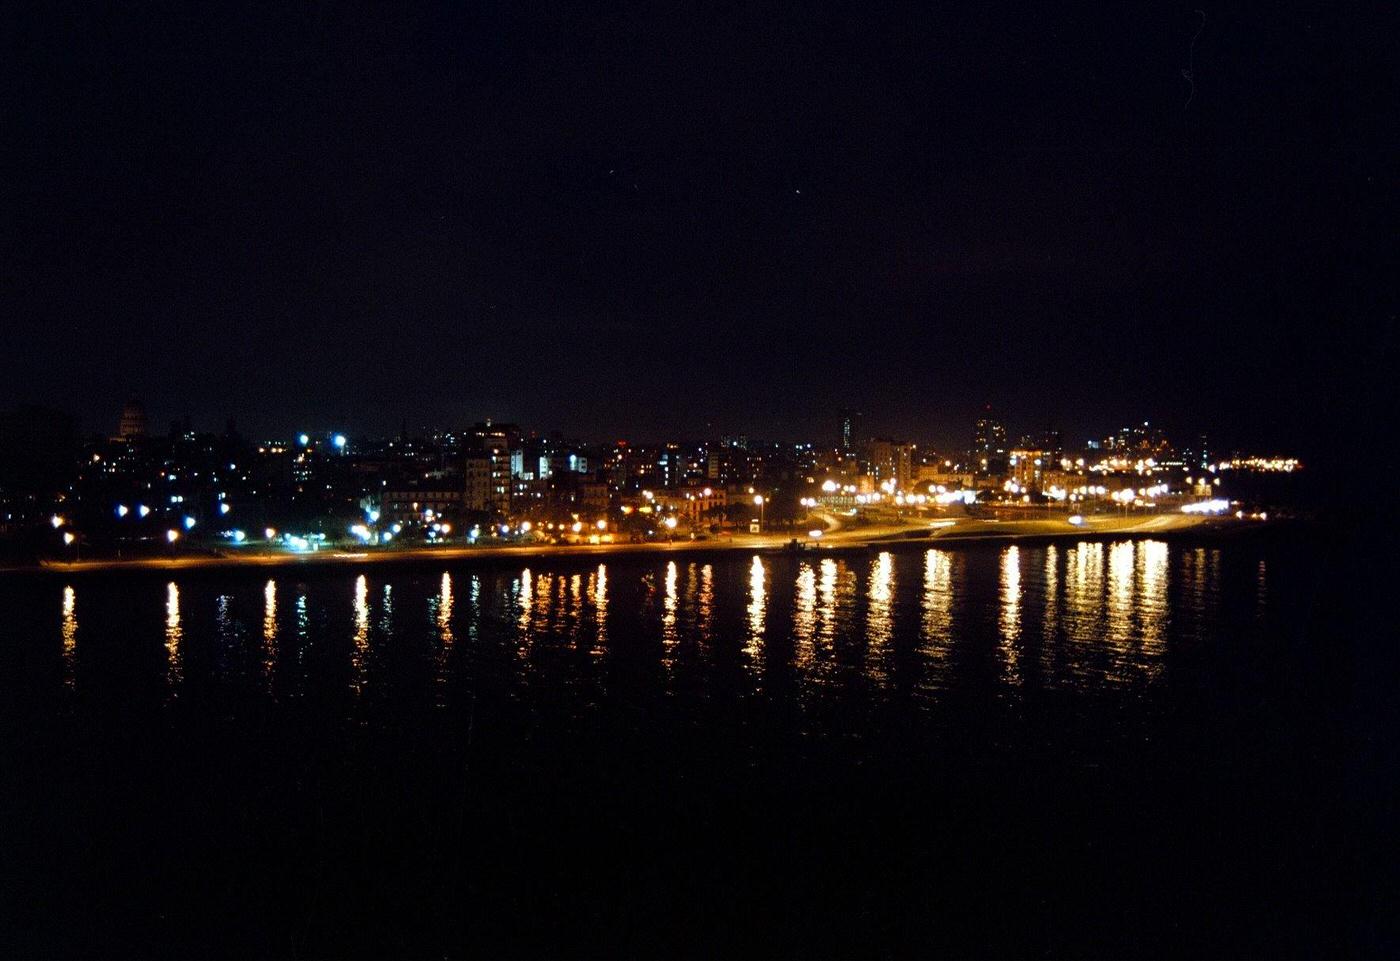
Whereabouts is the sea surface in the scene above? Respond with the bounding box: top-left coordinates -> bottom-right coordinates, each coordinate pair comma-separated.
0,530 -> 1383,957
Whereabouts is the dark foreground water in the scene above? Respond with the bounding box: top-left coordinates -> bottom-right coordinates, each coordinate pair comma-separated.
0,530 -> 1388,957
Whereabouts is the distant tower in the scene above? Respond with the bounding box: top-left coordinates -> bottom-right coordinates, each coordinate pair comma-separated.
839,409 -> 863,451
973,407 -> 1008,475
117,398 -> 148,439
972,415 -> 1007,457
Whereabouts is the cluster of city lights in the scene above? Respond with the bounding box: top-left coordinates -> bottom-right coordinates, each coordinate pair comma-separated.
1221,457 -> 1300,473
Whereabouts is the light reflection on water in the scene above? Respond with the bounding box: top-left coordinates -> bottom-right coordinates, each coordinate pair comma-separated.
793,562 -> 817,670
262,579 -> 277,689
1108,540 -> 1135,648
744,555 -> 766,659
920,551 -> 954,693
165,582 -> 182,693
867,552 -> 895,683
662,561 -> 679,656
48,540 -> 1263,709
61,585 -> 77,689
1039,545 -> 1059,679
593,564 -> 608,648
433,572 -> 454,704
1140,540 -> 1169,663
696,563 -> 713,645
999,546 -> 1022,687
352,574 -> 370,696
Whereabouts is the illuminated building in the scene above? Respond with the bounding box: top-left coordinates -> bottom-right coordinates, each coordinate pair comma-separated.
117,398 -> 148,440
1009,450 -> 1049,491
380,483 -> 467,529
463,452 -> 494,513
868,438 -> 914,491
973,414 -> 1008,476
654,486 -> 727,527
466,422 -> 518,515
838,410 -> 862,451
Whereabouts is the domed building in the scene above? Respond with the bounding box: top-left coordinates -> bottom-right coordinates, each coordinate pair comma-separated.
117,398 -> 148,439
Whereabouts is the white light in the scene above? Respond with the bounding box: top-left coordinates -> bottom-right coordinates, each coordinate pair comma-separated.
265,528 -> 277,539
663,516 -> 677,529
808,529 -> 823,539
116,504 -> 129,518
183,516 -> 196,530
166,529 -> 179,543
1181,498 -> 1230,515
1068,515 -> 1084,526
219,503 -> 231,515
333,434 -> 347,449
138,504 -> 151,517
299,433 -> 310,445
232,530 -> 246,543
63,532 -> 76,545
50,514 -> 63,529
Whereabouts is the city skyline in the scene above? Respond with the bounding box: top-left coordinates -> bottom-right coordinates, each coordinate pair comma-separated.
3,4 -> 1389,463
22,393 -> 1303,462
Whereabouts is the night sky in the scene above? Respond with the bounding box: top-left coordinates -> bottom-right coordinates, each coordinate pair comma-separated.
3,2 -> 1392,455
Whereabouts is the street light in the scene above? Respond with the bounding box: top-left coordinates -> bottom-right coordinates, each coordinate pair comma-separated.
753,494 -> 765,532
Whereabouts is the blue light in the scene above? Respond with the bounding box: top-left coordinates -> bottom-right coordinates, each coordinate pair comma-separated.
333,434 -> 347,449
183,516 -> 196,530
298,433 -> 310,446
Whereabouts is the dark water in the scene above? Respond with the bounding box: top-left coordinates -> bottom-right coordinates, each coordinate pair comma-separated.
0,532 -> 1383,957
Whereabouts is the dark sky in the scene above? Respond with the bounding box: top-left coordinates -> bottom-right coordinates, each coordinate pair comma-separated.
2,1 -> 1393,455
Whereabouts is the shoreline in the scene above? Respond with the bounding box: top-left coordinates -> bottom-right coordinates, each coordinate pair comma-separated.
3,514 -> 1268,577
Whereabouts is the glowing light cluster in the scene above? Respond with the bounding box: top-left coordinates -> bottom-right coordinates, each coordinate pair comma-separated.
1222,457 -> 1299,473
1181,499 -> 1231,514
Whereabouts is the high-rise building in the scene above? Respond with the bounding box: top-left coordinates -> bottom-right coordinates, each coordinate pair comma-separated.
973,413 -> 1007,474
117,398 -> 148,439
973,416 -> 1007,455
468,422 -> 519,515
839,409 -> 863,451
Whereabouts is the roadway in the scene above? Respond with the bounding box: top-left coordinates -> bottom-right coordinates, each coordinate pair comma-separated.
24,510 -> 1240,575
